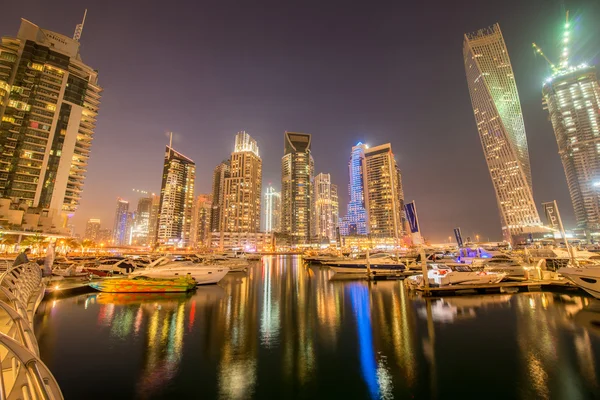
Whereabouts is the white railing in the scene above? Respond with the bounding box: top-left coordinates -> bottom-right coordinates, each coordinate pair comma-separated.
0,262 -> 63,400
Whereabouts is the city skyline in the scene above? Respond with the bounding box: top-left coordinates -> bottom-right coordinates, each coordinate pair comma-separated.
1,2 -> 600,242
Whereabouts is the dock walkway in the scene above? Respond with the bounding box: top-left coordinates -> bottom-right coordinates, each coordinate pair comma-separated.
409,279 -> 579,297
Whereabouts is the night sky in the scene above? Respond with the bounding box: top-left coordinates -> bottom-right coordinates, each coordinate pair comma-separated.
2,0 -> 600,242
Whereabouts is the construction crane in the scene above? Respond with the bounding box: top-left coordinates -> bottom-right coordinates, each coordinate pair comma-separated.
532,11 -> 571,75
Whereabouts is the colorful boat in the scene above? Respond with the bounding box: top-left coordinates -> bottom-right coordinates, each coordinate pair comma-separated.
88,276 -> 196,293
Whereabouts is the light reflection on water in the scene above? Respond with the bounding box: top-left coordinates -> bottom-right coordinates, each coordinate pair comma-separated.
35,256 -> 600,399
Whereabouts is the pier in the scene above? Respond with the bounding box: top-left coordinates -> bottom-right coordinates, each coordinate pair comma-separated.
0,262 -> 63,399
409,279 -> 579,297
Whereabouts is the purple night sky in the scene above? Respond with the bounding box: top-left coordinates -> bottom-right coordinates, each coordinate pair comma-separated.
2,0 -> 600,241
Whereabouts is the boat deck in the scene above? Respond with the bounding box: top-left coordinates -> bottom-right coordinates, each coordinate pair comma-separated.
409,279 -> 581,297
44,277 -> 98,297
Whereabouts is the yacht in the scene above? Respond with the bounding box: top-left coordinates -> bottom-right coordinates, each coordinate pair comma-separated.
129,258 -> 229,285
408,263 -> 506,287
558,266 -> 600,299
325,253 -> 407,274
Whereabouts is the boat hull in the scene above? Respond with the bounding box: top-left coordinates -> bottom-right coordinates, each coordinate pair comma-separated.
558,267 -> 600,299
129,266 -> 228,285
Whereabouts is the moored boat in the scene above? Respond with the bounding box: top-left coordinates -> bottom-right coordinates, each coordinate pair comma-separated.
89,276 -> 196,293
408,263 -> 506,287
128,261 -> 228,285
558,266 -> 600,298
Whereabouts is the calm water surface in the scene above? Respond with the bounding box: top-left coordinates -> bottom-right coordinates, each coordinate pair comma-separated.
35,256 -> 600,399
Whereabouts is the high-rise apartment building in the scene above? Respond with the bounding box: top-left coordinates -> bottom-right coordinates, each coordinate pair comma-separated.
156,146 -> 196,247
464,24 -> 544,243
222,132 -> 262,233
539,16 -> 600,232
191,194 -> 212,248
84,218 -> 100,241
112,198 -> 129,245
340,143 -> 368,236
0,19 -> 102,231
281,132 -> 314,244
210,160 -> 230,232
314,173 -> 338,241
148,193 -> 160,245
131,197 -> 152,246
364,144 -> 405,240
264,185 -> 281,233
340,142 -> 405,242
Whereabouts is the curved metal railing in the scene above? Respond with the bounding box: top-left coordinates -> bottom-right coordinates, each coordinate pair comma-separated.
0,262 -> 63,400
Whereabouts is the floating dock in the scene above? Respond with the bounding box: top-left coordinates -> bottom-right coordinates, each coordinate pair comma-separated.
409,280 -> 581,297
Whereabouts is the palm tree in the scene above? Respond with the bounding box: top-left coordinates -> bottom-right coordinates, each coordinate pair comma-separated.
0,235 -> 16,254
80,239 -> 95,254
21,234 -> 47,253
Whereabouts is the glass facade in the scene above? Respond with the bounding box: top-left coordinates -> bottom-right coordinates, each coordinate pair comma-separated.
0,20 -> 101,231
463,24 -> 543,243
264,185 -> 281,233
157,146 -> 196,247
112,198 -> 129,246
314,173 -> 338,241
340,143 -> 368,236
281,132 -> 314,244
543,66 -> 600,231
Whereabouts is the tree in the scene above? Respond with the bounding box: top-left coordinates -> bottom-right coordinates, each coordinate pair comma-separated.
80,239 -> 95,254
21,234 -> 47,252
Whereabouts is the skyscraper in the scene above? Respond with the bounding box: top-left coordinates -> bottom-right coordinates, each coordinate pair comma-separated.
281,132 -> 314,244
222,132 -> 262,233
540,17 -> 600,232
264,185 -> 281,233
112,198 -> 129,245
156,145 -> 196,247
340,143 -> 368,236
0,19 -> 102,231
85,218 -> 100,241
314,173 -> 338,241
364,144 -> 405,240
210,161 -> 230,232
463,24 -> 544,243
148,193 -> 160,246
191,194 -> 212,248
131,197 -> 152,246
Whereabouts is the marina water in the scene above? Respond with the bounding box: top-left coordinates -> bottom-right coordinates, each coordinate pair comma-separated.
35,256 -> 600,399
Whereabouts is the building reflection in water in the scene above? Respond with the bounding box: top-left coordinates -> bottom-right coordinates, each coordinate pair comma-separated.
33,256 -> 600,399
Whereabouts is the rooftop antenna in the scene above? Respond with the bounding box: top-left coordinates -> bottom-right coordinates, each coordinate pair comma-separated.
168,131 -> 173,148
73,9 -> 88,42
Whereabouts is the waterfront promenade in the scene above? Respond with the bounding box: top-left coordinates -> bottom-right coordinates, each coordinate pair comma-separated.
0,262 -> 62,399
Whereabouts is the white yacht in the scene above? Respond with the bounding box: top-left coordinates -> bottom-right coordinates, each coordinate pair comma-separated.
129,258 -> 229,285
558,266 -> 600,299
325,253 -> 407,274
408,263 -> 506,287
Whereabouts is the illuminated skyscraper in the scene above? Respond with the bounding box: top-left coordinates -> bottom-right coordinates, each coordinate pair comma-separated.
0,19 -> 102,231
156,146 -> 196,247
464,24 -> 544,243
222,132 -> 262,233
281,132 -> 314,244
148,193 -> 160,246
264,185 -> 281,233
539,16 -> 600,231
131,197 -> 152,246
191,194 -> 212,248
314,173 -> 338,241
85,218 -> 100,241
210,160 -> 230,232
340,143 -> 368,236
364,144 -> 405,240
112,198 -> 129,245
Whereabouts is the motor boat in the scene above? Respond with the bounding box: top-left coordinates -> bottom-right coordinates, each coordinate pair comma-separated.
325,253 -> 407,274
558,266 -> 600,299
408,263 -> 506,287
303,253 -> 343,265
129,257 -> 229,285
89,276 -> 196,293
